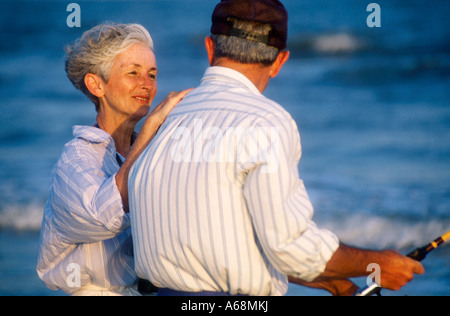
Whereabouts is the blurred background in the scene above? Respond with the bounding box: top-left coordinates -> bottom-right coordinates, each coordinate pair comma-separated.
0,0 -> 449,295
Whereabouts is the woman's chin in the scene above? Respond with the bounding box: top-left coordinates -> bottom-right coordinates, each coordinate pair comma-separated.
133,105 -> 151,120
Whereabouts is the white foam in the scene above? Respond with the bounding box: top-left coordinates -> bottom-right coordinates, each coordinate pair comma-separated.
320,214 -> 450,250
312,33 -> 364,54
1,201 -> 448,253
0,202 -> 44,231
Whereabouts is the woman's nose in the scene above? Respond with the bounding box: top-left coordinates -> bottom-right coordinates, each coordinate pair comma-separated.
141,75 -> 155,91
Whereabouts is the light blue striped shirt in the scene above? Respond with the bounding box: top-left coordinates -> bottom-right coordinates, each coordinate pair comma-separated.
129,67 -> 339,296
37,126 -> 137,294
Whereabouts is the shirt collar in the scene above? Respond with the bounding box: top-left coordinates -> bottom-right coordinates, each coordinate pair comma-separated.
201,66 -> 262,96
73,125 -> 113,144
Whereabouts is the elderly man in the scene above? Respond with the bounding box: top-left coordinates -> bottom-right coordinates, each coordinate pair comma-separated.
129,0 -> 423,296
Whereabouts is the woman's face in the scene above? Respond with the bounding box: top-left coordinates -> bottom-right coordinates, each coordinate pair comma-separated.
102,43 -> 158,121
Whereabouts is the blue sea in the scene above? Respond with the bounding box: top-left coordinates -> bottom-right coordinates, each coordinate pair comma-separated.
0,0 -> 449,296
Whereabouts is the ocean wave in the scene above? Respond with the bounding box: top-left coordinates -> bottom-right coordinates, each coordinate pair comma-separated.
288,32 -> 368,56
320,214 -> 450,251
0,202 -> 44,231
1,201 -> 448,253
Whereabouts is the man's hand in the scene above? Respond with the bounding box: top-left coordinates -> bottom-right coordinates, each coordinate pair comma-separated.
321,244 -> 425,292
376,250 -> 425,291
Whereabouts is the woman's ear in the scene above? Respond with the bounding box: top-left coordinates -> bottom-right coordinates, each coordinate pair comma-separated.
84,73 -> 106,98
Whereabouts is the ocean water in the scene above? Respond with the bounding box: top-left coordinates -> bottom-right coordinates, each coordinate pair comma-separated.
0,0 -> 449,296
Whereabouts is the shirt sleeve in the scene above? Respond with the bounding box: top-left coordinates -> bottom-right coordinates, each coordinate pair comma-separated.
241,114 -> 339,282
50,147 -> 130,244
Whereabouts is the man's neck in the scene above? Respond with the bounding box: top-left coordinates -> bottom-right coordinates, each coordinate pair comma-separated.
212,58 -> 271,93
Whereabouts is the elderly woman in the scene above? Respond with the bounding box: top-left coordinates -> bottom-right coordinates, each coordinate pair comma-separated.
36,22 -> 191,296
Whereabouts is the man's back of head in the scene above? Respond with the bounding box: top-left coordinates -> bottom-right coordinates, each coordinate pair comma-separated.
211,0 -> 288,52
207,0 -> 290,93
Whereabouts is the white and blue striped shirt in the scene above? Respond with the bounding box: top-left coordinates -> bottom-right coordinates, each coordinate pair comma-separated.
37,126 -> 137,294
129,66 -> 339,296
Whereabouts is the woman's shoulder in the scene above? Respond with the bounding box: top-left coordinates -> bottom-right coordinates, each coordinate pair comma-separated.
56,125 -> 115,169
72,125 -> 113,144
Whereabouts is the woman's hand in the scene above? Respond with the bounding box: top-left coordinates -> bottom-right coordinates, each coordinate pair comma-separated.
144,88 -> 194,128
116,88 -> 193,212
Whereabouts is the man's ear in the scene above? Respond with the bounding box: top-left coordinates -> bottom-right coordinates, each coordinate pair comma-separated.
205,36 -> 216,66
84,73 -> 106,98
269,50 -> 290,79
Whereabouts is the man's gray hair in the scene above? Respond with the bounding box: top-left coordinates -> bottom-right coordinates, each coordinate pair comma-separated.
211,18 -> 280,66
65,22 -> 154,110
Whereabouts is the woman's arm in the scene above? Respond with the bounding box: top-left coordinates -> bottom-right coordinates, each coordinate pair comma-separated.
115,89 -> 193,212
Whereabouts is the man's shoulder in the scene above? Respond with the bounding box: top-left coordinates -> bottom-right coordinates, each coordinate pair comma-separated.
251,95 -> 295,126
189,85 -> 291,115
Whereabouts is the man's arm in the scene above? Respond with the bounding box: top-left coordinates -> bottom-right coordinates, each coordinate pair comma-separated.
289,243 -> 424,295
289,275 -> 358,296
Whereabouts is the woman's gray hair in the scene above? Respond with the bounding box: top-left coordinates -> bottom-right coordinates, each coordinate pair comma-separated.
65,22 -> 154,109
211,18 -> 280,66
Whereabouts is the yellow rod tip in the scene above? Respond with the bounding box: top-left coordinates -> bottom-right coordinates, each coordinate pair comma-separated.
442,231 -> 450,242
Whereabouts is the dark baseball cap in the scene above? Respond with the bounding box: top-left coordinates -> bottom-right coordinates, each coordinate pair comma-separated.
211,0 -> 288,50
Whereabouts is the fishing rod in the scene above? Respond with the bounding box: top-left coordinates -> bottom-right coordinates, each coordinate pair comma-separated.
355,230 -> 450,296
